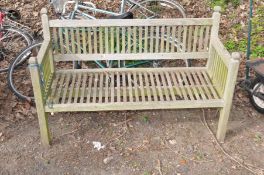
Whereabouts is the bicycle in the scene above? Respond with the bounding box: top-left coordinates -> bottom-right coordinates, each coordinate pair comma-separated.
53,0 -> 186,19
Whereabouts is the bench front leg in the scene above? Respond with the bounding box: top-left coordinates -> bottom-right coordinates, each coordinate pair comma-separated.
29,57 -> 51,146
216,52 -> 240,142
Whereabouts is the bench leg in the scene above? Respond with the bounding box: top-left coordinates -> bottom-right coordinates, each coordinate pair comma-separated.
37,111 -> 51,146
216,106 -> 231,142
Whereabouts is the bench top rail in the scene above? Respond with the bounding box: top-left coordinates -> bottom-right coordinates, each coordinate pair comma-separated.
49,18 -> 214,28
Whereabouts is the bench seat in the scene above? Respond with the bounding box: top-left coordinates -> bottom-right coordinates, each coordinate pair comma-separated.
45,68 -> 224,112
29,7 -> 241,146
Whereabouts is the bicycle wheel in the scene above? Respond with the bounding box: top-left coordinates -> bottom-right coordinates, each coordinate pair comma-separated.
128,0 -> 186,19
8,42 -> 42,101
249,77 -> 264,114
0,26 -> 32,73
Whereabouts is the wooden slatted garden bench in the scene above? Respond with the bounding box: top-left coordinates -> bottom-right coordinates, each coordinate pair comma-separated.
29,7 -> 241,146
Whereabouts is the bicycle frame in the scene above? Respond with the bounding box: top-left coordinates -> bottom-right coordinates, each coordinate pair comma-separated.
63,0 -> 156,18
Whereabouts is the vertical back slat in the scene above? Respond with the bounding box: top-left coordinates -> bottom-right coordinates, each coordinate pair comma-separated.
116,27 -> 120,53
76,28 -> 81,54
144,26 -> 148,53
198,26 -> 205,51
155,26 -> 160,53
187,26 -> 193,52
139,26 -> 143,53
111,27 -> 114,53
149,26 -> 154,53
52,28 -> 59,54
176,26 -> 182,52
192,26 -> 199,52
70,28 -> 75,54
127,27 -> 131,53
58,28 -> 64,54
160,26 -> 165,52
204,26 -> 210,51
105,27 -> 109,53
165,26 -> 170,52
82,27 -> 87,54
182,26 -> 187,52
87,27 -> 92,53
99,27 -> 103,53
93,27 -> 98,54
122,27 -> 126,53
133,26 -> 137,53
170,26 -> 176,52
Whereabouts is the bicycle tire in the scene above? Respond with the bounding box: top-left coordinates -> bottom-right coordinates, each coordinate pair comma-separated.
128,0 -> 186,18
0,26 -> 32,73
8,41 -> 42,101
249,77 -> 264,114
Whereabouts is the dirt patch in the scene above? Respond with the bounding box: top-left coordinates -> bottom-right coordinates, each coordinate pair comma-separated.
0,105 -> 263,175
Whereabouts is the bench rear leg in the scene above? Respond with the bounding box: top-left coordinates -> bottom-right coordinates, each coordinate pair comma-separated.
216,106 -> 231,142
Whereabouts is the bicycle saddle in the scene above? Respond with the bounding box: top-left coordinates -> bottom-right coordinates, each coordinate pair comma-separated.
108,12 -> 133,19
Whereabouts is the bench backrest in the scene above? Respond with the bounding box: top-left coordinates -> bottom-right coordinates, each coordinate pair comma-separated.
41,8 -> 220,64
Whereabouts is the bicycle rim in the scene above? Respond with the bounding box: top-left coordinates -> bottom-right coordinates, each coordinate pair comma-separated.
0,27 -> 32,73
8,42 -> 42,101
128,0 -> 186,19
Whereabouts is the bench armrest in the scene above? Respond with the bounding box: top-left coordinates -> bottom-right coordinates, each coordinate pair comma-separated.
28,40 -> 54,102
207,37 -> 240,98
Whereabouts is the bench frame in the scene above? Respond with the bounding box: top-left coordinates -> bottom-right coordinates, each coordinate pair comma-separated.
29,7 -> 240,146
